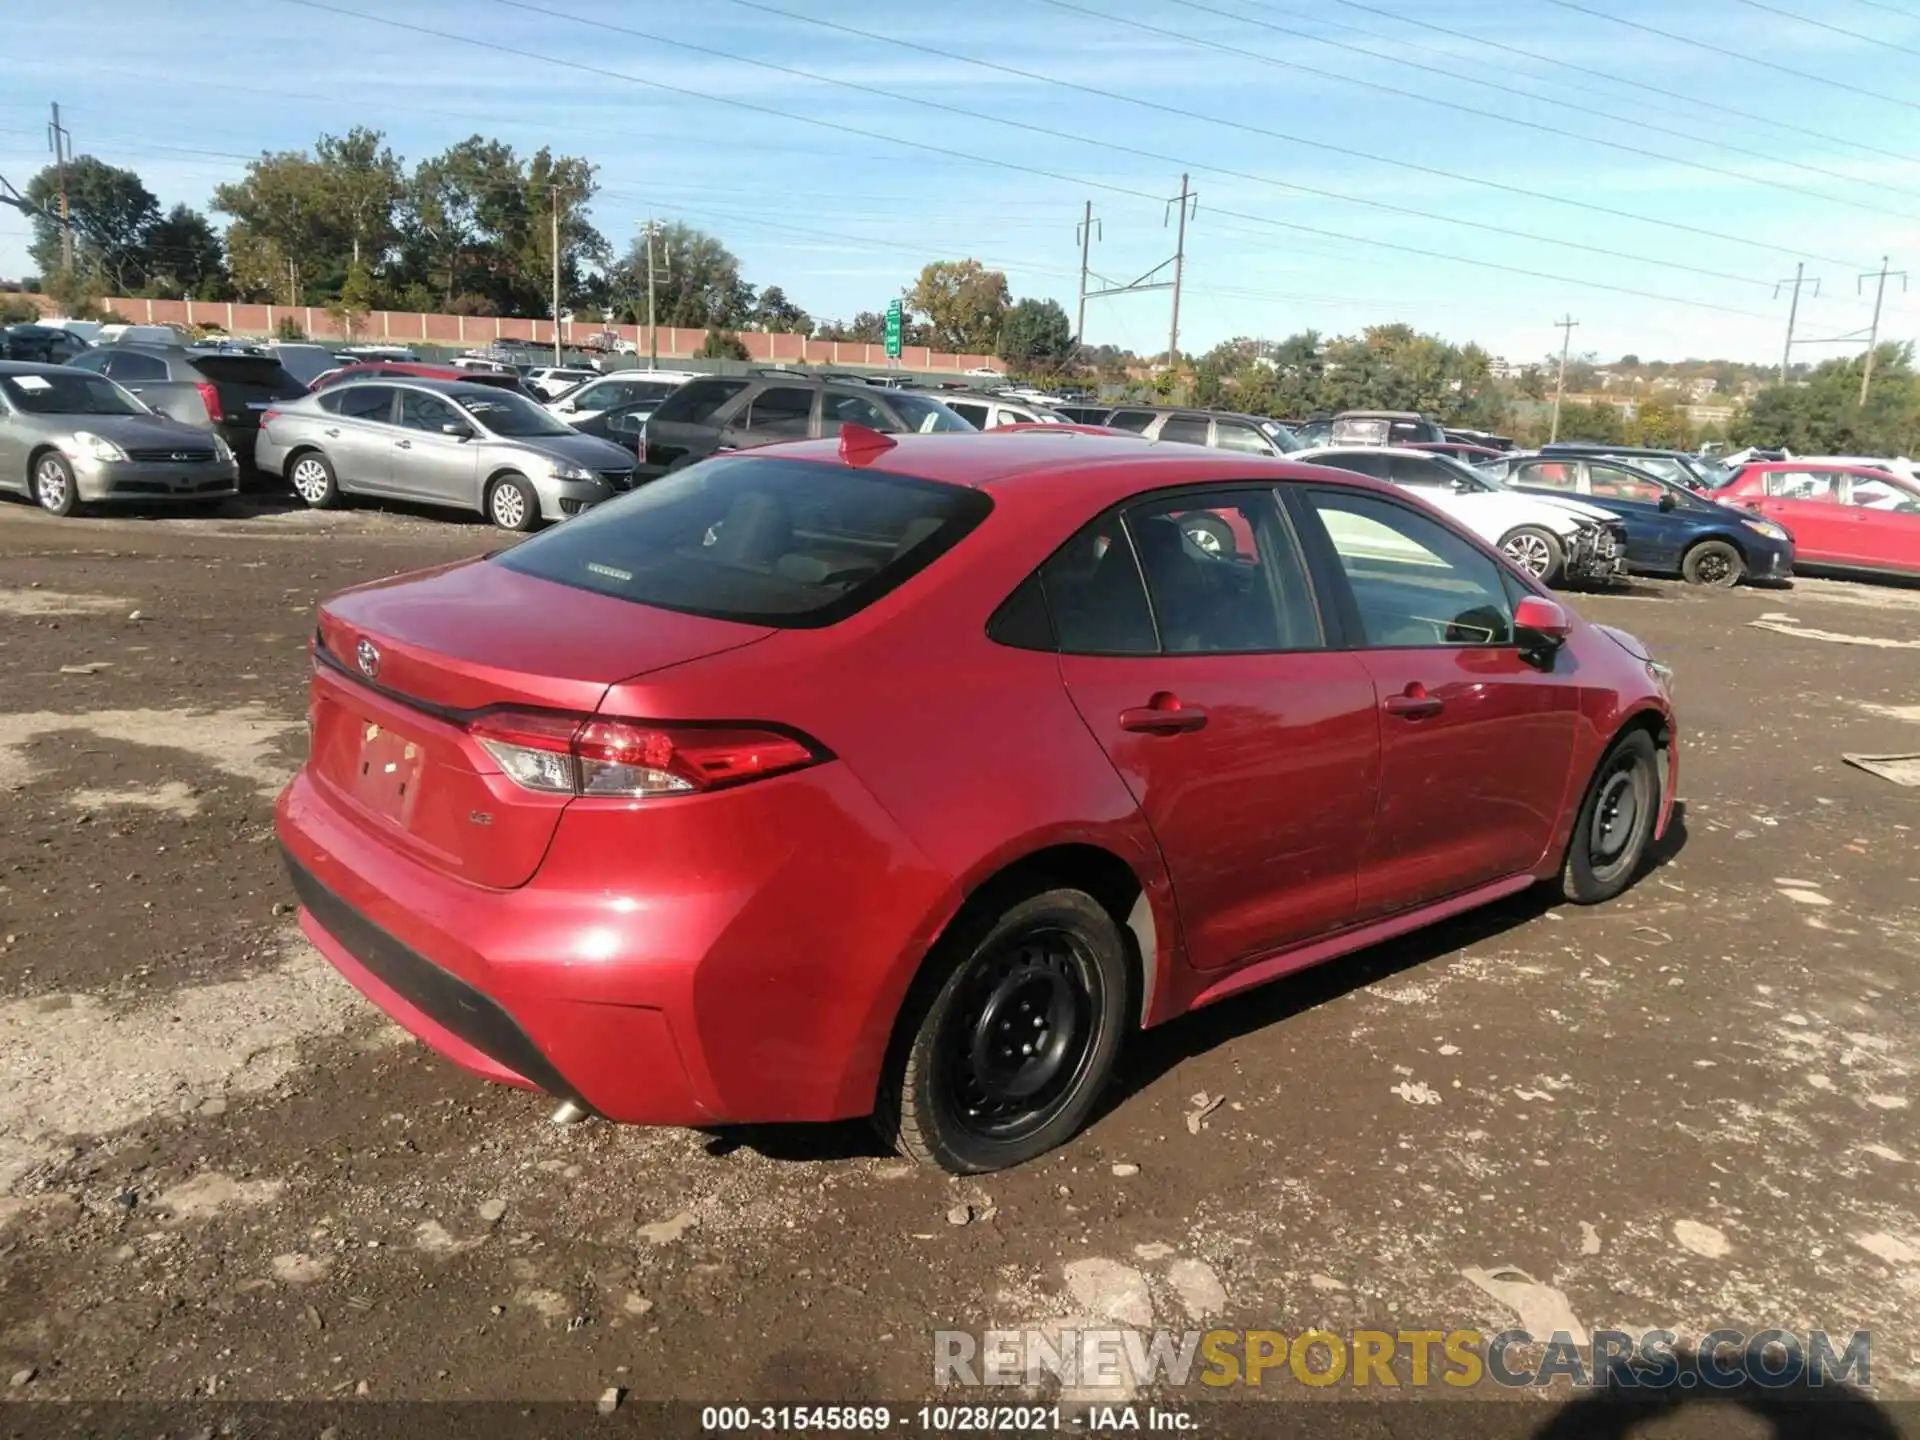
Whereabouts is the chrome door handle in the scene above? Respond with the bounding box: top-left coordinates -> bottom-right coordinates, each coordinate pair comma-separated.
396,439 -> 412,449
324,428 -> 340,438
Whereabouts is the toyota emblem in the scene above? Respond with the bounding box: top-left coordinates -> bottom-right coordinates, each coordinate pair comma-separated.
356,638 -> 381,679
171,452 -> 191,462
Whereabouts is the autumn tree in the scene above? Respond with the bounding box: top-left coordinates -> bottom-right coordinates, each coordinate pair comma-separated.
907,259 -> 1009,352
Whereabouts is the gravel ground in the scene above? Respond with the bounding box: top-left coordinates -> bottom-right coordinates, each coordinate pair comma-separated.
1,494 -> 1918,1437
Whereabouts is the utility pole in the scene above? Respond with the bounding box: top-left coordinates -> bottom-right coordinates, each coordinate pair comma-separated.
1166,173 -> 1194,374
47,102 -> 72,274
1857,256 -> 1907,405
1073,201 -> 1099,346
1549,315 -> 1579,443
549,185 -> 564,365
1774,263 -> 1819,386
639,218 -> 669,371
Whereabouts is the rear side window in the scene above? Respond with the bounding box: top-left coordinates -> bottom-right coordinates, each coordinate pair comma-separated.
1107,410 -> 1155,433
947,400 -> 990,428
193,356 -> 306,394
739,386 -> 815,437
105,351 -> 167,382
1157,415 -> 1209,446
492,456 -> 992,628
1213,420 -> 1272,455
332,385 -> 395,422
650,377 -> 750,426
1037,513 -> 1157,655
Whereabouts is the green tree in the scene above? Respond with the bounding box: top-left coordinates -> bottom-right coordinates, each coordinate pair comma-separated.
24,156 -> 161,292
1626,398 -> 1693,448
1732,344 -> 1920,454
1552,401 -> 1627,445
817,312 -> 887,343
997,297 -> 1074,369
315,127 -> 404,271
608,222 -> 754,329
328,259 -> 378,342
749,285 -> 811,334
143,205 -> 228,299
214,150 -> 345,304
697,329 -> 751,360
907,259 -> 1010,352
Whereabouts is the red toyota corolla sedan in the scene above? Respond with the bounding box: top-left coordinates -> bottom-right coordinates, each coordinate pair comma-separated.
276,429 -> 1678,1172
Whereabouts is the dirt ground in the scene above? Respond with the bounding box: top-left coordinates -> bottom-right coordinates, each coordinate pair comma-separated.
2,493 -> 1919,1435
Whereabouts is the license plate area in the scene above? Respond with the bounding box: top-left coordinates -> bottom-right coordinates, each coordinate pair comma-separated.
353,719 -> 425,827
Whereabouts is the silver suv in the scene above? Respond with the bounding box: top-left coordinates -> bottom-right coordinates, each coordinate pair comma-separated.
255,379 -> 639,530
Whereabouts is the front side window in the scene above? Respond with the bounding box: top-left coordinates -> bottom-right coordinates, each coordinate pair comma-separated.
823,391 -> 898,435
1386,454 -> 1451,489
1586,464 -> 1665,503
1514,459 -> 1576,491
1846,471 -> 1920,511
1127,491 -> 1320,652
1213,420 -> 1274,456
1303,489 -> 1515,648
400,390 -> 462,432
1106,409 -> 1156,434
739,386 -> 815,437
1156,415 -> 1209,447
886,392 -> 971,433
460,390 -> 574,437
1765,469 -> 1839,501
947,400 -> 990,429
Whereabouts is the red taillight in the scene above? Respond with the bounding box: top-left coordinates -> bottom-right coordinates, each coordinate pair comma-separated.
468,711 -> 818,798
262,408 -> 281,425
194,381 -> 224,423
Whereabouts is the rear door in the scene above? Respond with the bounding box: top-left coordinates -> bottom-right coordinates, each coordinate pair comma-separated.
323,385 -> 399,490
392,387 -> 480,505
1292,486 -> 1579,917
1048,487 -> 1380,967
720,384 -> 817,451
637,378 -> 752,473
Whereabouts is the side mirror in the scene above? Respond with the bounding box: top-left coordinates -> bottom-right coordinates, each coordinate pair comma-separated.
1514,594 -> 1572,644
442,422 -> 474,440
1657,492 -> 1677,512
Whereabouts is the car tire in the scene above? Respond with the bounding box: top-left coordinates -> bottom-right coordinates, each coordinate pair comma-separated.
487,473 -> 539,531
1500,526 -> 1564,585
29,451 -> 80,517
1560,728 -> 1660,905
876,887 -> 1130,1174
288,451 -> 340,509
1180,513 -> 1237,558
1682,538 -> 1744,587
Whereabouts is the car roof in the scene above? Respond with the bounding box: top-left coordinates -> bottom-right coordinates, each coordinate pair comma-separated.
1736,460 -> 1897,475
734,430 -> 1381,499
329,376 -> 518,399
0,359 -> 81,377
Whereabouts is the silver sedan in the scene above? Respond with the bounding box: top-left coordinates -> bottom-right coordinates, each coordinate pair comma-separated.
255,378 -> 640,530
0,361 -> 239,516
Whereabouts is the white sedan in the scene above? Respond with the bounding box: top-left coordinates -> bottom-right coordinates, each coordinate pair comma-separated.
544,370 -> 702,425
1295,445 -> 1627,586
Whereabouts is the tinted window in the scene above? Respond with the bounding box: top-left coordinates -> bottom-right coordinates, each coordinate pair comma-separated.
739,386 -> 815,437
105,351 -> 167,382
1213,420 -> 1273,456
947,401 -> 990,428
334,385 -> 396,423
193,355 -> 304,393
1312,450 -> 1387,480
64,350 -> 110,374
1386,454 -> 1450,488
1107,409 -> 1156,433
995,408 -> 1035,429
651,377 -> 751,426
1305,490 -> 1514,648
1157,415 -> 1210,446
399,389 -> 462,432
492,456 -> 990,627
1128,492 -> 1320,652
1039,512 -> 1157,655
822,391 -> 898,435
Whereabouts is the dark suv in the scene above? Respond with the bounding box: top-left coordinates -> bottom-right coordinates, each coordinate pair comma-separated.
1099,406 -> 1301,456
636,375 -> 971,478
68,343 -> 308,471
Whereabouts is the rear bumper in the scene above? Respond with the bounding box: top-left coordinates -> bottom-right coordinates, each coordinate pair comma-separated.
274,754 -> 952,1126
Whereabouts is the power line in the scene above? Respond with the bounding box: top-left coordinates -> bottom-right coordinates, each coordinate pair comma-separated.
273,0 -> 1795,321
492,0 -> 1872,297
1322,0 -> 1920,172
1168,0 -> 1920,216
1726,0 -> 1920,59
1541,0 -> 1920,114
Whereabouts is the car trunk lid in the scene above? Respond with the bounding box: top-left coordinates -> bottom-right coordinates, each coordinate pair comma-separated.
309,559 -> 776,887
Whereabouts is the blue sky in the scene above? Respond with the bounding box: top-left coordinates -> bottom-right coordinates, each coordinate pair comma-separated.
4,0 -> 1919,366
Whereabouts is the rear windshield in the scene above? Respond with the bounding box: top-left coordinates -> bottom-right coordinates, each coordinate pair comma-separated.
193,355 -> 307,394
493,455 -> 992,627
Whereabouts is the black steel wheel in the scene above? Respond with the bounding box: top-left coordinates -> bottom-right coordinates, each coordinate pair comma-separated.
877,887 -> 1129,1173
1560,728 -> 1659,904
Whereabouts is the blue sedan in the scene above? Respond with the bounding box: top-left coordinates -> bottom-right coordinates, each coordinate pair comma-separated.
1480,453 -> 1794,587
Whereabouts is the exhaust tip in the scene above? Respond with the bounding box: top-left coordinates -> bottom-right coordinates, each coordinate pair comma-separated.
549,1099 -> 591,1126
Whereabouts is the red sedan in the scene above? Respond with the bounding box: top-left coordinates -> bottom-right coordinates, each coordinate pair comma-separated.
276,429 -> 1678,1172
1718,461 -> 1920,579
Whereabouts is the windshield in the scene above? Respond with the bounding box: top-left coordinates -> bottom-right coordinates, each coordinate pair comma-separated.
887,392 -> 972,433
459,390 -> 575,437
1,371 -> 146,416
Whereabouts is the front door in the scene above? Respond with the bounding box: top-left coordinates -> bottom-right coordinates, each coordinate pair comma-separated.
1293,487 -> 1580,917
1047,488 -> 1381,969
392,388 -> 480,506
1839,470 -> 1920,573
1580,460 -> 1687,572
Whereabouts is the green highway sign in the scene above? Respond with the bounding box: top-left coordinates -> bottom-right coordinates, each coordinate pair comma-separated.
884,298 -> 903,359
